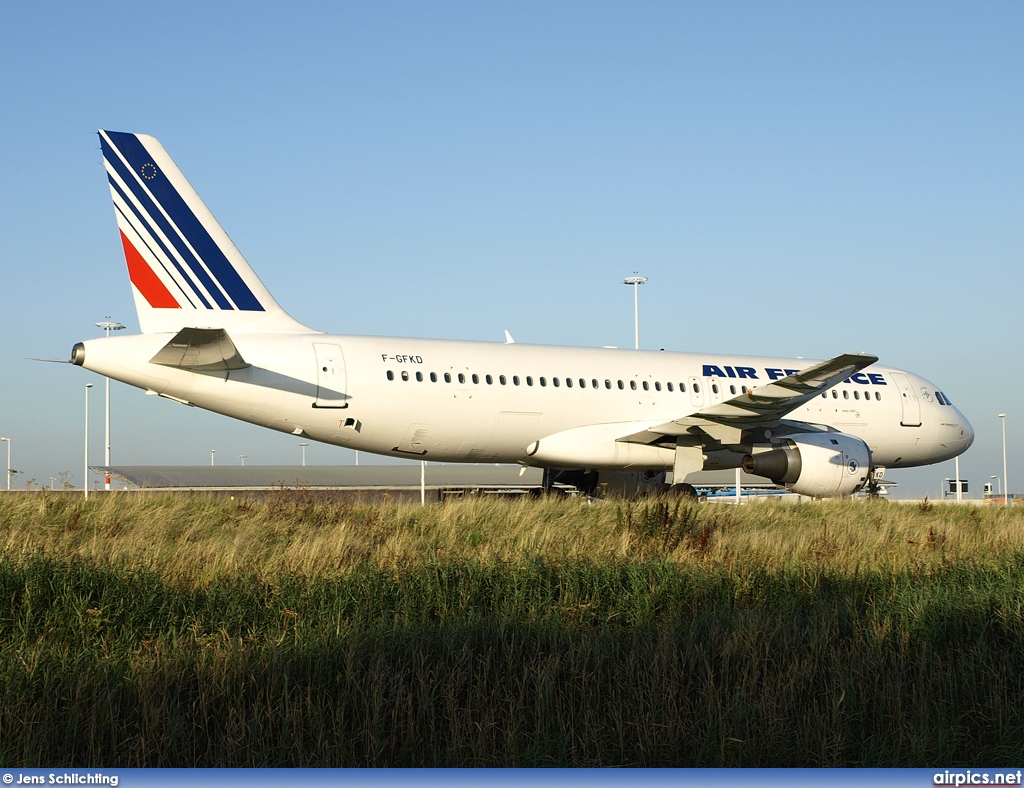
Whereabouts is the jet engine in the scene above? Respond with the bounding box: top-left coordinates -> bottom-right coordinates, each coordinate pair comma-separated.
742,432 -> 871,498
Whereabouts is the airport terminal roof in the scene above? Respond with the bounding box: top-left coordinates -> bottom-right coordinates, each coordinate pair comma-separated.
91,464 -> 774,493
92,464 -> 546,490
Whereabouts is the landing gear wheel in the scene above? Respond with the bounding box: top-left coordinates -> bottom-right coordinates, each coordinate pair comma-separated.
668,483 -> 698,499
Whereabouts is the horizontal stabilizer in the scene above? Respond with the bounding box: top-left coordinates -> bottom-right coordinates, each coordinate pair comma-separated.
150,327 -> 249,371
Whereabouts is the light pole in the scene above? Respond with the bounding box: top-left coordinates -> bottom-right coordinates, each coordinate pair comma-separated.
1000,413 -> 1008,504
84,383 -> 93,499
211,449 -> 216,467
621,273 -> 647,350
239,454 -> 247,466
0,437 -> 9,491
299,442 -> 309,466
96,319 -> 125,490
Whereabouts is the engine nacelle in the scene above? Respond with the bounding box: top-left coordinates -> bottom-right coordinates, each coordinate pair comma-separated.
742,432 -> 871,498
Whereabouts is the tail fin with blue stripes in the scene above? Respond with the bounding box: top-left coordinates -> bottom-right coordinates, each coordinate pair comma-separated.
99,130 -> 311,334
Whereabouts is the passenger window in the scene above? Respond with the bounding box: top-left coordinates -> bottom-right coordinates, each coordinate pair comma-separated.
617,380 -> 624,390
444,372 -> 451,383
832,390 -> 838,399
553,377 -> 560,387
527,376 -> 533,386
630,381 -> 637,390
540,377 -> 547,387
499,375 -> 506,385
565,378 -> 572,388
458,373 -> 466,384
843,390 -> 849,399
875,392 -> 881,401
693,383 -> 699,393
655,382 -> 661,391
472,374 -> 479,384
712,384 -> 719,394
430,372 -> 437,382
729,385 -> 736,395
681,383 -> 686,392
642,381 -> 649,391
821,393 -> 826,399
485,374 -> 493,384
741,386 -> 747,394
582,379 -> 589,388
854,390 -> 860,400
416,371 -> 423,382
513,376 -> 520,386
402,371 -> 409,381
387,370 -> 394,381
667,382 -> 674,392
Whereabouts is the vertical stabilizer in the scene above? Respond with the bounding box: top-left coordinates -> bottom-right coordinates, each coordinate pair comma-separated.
99,130 -> 313,335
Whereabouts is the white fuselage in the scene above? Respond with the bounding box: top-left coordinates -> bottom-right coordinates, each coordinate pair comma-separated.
77,331 -> 974,472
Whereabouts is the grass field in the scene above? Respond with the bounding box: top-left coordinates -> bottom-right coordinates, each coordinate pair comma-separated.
2,491 -> 1023,766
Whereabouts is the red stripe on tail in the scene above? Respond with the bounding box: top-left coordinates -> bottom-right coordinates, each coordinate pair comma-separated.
119,231 -> 180,308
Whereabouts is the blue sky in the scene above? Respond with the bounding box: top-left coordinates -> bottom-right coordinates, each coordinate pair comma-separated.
0,1 -> 1021,496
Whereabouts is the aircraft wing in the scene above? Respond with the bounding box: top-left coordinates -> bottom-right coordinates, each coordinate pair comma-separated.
620,353 -> 878,444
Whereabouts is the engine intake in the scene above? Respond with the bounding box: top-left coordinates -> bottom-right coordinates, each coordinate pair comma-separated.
743,432 -> 870,498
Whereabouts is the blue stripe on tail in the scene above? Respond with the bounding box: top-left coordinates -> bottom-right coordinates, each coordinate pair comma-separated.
101,132 -> 265,312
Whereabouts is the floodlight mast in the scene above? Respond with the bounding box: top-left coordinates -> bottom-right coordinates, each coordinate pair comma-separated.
999,414 -> 1008,505
84,384 -> 93,499
96,319 -> 125,490
621,274 -> 647,350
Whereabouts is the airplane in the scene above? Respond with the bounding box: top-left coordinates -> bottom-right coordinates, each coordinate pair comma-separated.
71,130 -> 974,498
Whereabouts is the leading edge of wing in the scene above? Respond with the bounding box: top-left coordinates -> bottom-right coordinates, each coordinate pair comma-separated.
631,353 -> 879,440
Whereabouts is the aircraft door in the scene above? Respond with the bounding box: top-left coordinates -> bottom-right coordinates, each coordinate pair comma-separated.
704,376 -> 725,405
890,371 -> 921,427
313,343 -> 348,408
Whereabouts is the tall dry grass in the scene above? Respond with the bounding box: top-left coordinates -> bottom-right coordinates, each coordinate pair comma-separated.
2,492 -> 1022,583
1,492 -> 1024,766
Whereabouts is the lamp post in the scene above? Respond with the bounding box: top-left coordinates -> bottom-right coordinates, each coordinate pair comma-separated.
621,273 -> 647,350
96,319 -> 125,490
299,442 -> 309,466
1000,414 -> 1008,504
238,454 -> 247,467
84,383 -> 93,499
0,437 -> 9,491
211,449 -> 216,467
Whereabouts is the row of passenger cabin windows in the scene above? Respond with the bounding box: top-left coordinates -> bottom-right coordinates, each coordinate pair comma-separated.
821,389 -> 883,401
380,372 -> 892,401
385,370 -> 778,396
382,370 -> 893,402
